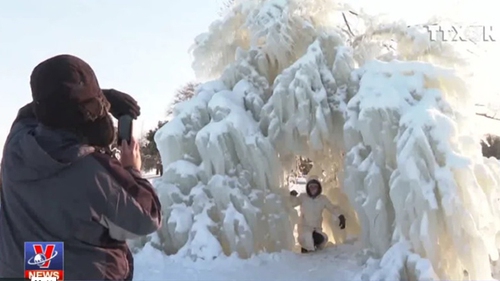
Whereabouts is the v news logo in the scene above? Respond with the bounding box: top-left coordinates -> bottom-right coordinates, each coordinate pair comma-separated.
32,244 -> 56,268
24,241 -> 64,281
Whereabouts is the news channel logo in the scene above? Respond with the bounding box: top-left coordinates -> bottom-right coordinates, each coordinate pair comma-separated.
24,241 -> 64,281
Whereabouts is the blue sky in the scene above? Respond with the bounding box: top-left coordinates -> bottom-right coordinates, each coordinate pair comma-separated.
0,0 -> 221,156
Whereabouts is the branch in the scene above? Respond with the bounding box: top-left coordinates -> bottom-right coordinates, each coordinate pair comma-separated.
476,112 -> 500,120
342,12 -> 355,37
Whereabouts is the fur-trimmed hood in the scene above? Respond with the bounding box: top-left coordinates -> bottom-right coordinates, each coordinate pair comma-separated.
306,179 -> 322,198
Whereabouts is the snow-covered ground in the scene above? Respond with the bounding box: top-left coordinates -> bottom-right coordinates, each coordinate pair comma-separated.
142,170 -> 160,180
134,241 -> 363,281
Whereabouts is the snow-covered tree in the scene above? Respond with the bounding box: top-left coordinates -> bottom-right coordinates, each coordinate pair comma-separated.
135,0 -> 500,279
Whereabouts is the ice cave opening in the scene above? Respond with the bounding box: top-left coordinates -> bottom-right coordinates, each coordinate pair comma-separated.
128,0 -> 500,280
285,155 -> 362,247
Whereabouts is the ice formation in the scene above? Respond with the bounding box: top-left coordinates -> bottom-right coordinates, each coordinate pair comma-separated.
137,0 -> 500,279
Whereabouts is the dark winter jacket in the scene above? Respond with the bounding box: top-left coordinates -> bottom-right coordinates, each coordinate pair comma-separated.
0,105 -> 162,280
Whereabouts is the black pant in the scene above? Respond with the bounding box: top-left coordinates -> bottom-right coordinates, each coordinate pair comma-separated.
312,231 -> 325,246
156,165 -> 163,176
302,231 -> 325,253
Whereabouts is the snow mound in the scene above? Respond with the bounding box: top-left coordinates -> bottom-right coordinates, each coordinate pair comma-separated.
137,0 -> 500,279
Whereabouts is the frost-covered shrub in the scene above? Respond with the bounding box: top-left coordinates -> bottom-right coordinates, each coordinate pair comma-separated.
129,0 -> 500,279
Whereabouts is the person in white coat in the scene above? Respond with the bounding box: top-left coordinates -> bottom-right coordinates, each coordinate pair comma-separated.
290,179 -> 346,253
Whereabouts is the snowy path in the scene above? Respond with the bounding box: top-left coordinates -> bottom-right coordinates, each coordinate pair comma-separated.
133,243 -> 363,281
143,173 -> 160,180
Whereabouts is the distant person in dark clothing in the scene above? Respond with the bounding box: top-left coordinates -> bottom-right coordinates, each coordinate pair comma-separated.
156,159 -> 163,176
0,55 -> 162,280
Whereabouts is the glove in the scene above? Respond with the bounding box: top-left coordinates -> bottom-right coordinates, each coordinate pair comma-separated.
290,190 -> 298,197
338,215 -> 346,229
102,89 -> 141,119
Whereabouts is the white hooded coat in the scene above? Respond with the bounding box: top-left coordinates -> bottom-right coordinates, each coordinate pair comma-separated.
290,179 -> 341,251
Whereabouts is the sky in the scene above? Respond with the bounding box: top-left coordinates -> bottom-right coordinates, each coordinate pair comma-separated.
0,0 -> 222,156
1,0 -> 498,160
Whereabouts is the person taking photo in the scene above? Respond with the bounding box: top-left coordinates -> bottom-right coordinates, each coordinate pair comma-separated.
0,54 -> 162,280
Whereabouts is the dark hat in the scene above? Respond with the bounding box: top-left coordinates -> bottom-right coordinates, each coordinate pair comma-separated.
30,54 -> 110,128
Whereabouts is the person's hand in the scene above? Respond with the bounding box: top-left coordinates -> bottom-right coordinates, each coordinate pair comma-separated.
338,215 -> 346,229
120,137 -> 141,171
102,89 -> 141,119
290,190 -> 298,197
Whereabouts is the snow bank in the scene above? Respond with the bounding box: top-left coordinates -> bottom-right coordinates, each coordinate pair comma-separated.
135,0 -> 500,279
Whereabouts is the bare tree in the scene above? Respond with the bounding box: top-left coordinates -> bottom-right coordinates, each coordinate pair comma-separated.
218,0 -> 236,16
140,120 -> 167,172
139,82 -> 200,173
166,82 -> 200,117
476,103 -> 500,120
